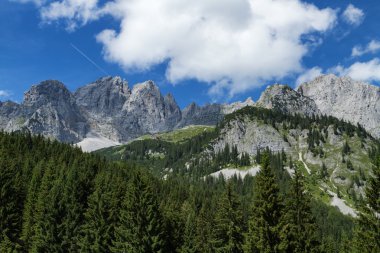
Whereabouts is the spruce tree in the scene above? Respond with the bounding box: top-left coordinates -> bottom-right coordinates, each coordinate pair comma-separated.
353,161 -> 380,252
179,202 -> 197,253
59,165 -> 83,252
113,172 -> 166,253
279,166 -> 320,253
0,155 -> 24,251
212,182 -> 244,253
194,205 -> 214,253
19,162 -> 44,251
30,161 -> 64,253
79,171 -> 126,252
245,152 -> 283,253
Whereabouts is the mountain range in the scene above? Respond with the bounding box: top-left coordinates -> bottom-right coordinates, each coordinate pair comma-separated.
0,74 -> 379,151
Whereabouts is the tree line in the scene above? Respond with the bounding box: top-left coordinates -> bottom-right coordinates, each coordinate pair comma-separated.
1,131 -> 379,252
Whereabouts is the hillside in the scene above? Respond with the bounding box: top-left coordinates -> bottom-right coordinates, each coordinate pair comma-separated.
1,113 -> 379,252
99,106 -> 380,216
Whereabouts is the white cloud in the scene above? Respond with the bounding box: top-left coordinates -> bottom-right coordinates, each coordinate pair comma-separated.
9,0 -> 45,6
40,0 -> 100,31
342,4 -> 364,26
351,40 -> 380,57
0,90 -> 10,98
295,67 -> 323,86
13,0 -> 337,97
332,58 -> 380,82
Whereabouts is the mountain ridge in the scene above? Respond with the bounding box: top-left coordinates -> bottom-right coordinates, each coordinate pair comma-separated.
1,74 -> 379,150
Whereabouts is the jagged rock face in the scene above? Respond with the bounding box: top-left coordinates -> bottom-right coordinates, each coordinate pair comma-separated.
22,80 -> 89,142
213,116 -> 291,156
73,79 -> 182,142
74,76 -> 131,141
221,97 -> 255,115
256,84 -> 320,116
176,98 -> 254,129
2,74 -> 379,146
176,102 -> 223,128
298,74 -> 380,138
122,81 -> 182,134
75,76 -> 130,115
0,101 -> 22,130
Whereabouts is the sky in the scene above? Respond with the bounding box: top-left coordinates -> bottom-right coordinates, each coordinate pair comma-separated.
0,0 -> 380,108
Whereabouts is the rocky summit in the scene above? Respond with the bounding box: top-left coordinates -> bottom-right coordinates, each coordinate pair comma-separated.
1,74 -> 380,150
256,84 -> 320,116
0,77 -> 250,146
298,74 -> 380,138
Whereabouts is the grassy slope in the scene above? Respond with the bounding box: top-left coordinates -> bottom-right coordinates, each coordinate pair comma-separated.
98,107 -> 379,216
135,125 -> 215,143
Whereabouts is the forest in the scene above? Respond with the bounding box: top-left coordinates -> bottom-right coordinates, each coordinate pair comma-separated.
0,107 -> 379,252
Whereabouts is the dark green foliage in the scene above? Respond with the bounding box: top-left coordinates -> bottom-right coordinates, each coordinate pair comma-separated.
215,144 -> 251,168
212,182 -> 244,252
279,165 -> 320,253
319,162 -> 328,180
194,206 -> 214,253
353,161 -> 380,253
245,152 -> 283,253
0,117 -> 375,253
222,106 -> 371,142
0,153 -> 24,251
79,170 -> 126,252
311,201 -> 355,253
342,141 -> 351,156
113,172 -> 166,253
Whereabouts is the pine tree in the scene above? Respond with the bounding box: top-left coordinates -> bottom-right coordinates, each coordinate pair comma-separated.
30,161 -> 64,253
179,202 -> 196,253
231,145 -> 239,166
279,166 -> 320,253
245,152 -> 283,253
212,182 -> 244,252
113,172 -> 166,253
194,205 -> 214,253
0,155 -> 24,251
79,171 -> 126,252
353,160 -> 380,252
59,165 -> 83,252
19,162 -> 44,251
320,162 -> 328,180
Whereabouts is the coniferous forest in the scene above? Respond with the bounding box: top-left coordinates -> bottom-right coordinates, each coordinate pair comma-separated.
0,125 -> 379,252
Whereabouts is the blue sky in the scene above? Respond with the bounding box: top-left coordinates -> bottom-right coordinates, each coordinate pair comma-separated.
1,0 -> 380,108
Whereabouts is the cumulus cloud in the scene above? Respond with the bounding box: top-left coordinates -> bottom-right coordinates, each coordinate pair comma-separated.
352,40 -> 380,57
342,4 -> 364,26
98,0 -> 336,96
40,0 -> 100,31
0,90 -> 10,98
295,66 -> 323,86
9,0 -> 45,6
13,0 -> 337,97
332,58 -> 380,82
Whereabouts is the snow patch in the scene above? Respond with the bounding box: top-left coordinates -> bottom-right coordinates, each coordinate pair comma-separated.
208,166 -> 261,180
76,132 -> 120,152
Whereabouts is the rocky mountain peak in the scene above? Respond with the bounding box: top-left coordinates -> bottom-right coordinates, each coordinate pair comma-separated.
100,76 -> 130,94
23,80 -> 73,108
298,74 -> 380,138
256,83 -> 319,116
74,76 -> 130,115
130,80 -> 160,96
164,93 -> 180,111
222,97 -> 255,114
